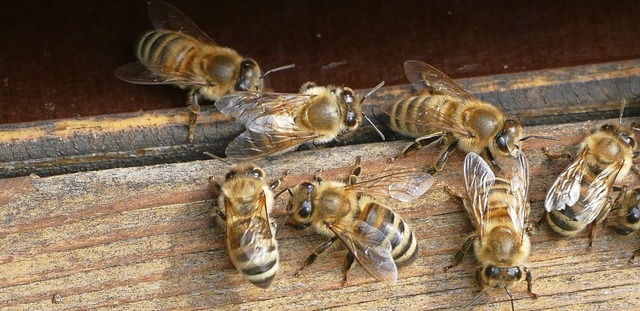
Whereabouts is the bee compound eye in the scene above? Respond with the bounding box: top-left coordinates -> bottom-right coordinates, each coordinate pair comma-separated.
495,134 -> 508,152
485,265 -> 500,277
298,200 -> 312,218
627,207 -> 640,224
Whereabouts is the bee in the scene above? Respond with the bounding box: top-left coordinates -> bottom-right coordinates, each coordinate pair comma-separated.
446,151 -> 537,310
285,156 -> 433,284
214,81 -> 385,160
115,1 -> 292,142
612,187 -> 640,261
383,61 -> 548,173
210,162 -> 280,288
542,111 -> 638,247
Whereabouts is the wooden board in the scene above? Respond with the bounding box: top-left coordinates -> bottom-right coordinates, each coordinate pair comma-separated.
1,59 -> 640,178
1,117 -> 640,310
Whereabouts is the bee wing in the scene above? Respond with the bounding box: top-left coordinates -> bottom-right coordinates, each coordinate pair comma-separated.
115,61 -> 208,86
575,158 -> 624,224
346,171 -> 434,203
331,220 -> 398,284
463,152 -> 496,240
507,150 -> 530,241
147,0 -> 217,45
225,193 -> 276,264
544,148 -> 590,212
215,92 -> 313,124
225,126 -> 319,160
403,60 -> 477,101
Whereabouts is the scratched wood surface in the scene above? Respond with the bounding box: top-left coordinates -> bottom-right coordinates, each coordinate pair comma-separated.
1,117 -> 640,310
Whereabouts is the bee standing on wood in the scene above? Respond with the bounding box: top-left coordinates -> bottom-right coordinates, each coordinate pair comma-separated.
215,81 -> 385,160
383,61 -> 548,173
542,107 -> 638,248
284,157 -> 433,284
210,163 -> 281,288
612,187 -> 640,261
116,1 -> 291,142
446,151 -> 537,310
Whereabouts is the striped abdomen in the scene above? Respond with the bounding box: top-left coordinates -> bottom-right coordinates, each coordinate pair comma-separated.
358,197 -> 418,267
385,94 -> 460,138
136,31 -> 205,75
226,217 -> 280,288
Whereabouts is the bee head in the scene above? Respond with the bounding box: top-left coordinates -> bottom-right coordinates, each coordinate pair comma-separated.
339,87 -> 362,130
477,265 -> 526,289
495,119 -> 523,156
225,163 -> 264,181
235,59 -> 263,92
285,182 -> 316,230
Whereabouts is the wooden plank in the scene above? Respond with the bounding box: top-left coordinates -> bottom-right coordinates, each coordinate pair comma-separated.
1,117 -> 639,310
1,60 -> 640,178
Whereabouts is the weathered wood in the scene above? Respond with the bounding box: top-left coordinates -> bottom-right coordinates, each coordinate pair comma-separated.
1,60 -> 640,178
1,118 -> 639,310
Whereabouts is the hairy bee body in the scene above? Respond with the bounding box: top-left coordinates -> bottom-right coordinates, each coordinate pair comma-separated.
215,82 -> 383,159
384,61 -> 523,172
212,163 -> 279,288
285,158 -> 432,284
135,30 -> 251,102
614,187 -> 640,236
544,123 -> 637,240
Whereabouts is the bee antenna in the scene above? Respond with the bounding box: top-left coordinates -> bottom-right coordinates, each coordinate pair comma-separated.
203,152 -> 232,165
619,99 -> 627,124
505,287 -> 515,311
359,81 -> 386,141
261,63 -> 296,79
462,289 -> 488,309
519,135 -> 559,142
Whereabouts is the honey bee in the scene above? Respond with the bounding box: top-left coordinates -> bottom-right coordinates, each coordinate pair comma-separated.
115,1 -> 292,142
383,60 -> 548,173
215,81 -> 385,160
542,112 -> 638,247
446,151 -> 537,309
612,187 -> 640,261
285,157 -> 433,284
210,162 -> 280,288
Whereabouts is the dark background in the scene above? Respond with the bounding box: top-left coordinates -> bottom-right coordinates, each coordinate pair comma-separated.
1,0 -> 639,124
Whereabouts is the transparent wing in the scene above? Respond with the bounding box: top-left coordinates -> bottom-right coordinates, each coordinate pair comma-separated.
331,220 -> 397,283
403,60 -> 477,101
225,193 -> 276,264
115,61 -> 208,86
215,91 -> 313,124
576,159 -> 624,224
225,127 -> 318,160
346,171 -> 434,202
463,152 -> 496,239
544,148 -> 590,212
507,150 -> 530,241
147,0 -> 217,45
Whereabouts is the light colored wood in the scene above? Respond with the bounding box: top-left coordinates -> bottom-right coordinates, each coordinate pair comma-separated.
1,117 -> 640,310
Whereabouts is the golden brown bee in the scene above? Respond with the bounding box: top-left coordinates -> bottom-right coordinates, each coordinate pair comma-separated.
446,151 -> 536,309
215,81 -> 385,160
383,61 -> 536,173
612,187 -> 640,261
210,162 -> 280,288
115,1 -> 291,142
285,157 -> 433,284
543,119 -> 638,247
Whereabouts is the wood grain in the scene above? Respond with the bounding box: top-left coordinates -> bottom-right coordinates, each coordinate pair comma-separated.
1,60 -> 640,178
1,117 -> 639,310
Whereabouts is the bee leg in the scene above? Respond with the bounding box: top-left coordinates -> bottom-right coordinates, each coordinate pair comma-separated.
390,133 -> 444,163
209,177 -> 225,220
524,266 -> 538,299
534,209 -> 548,230
444,235 -> 475,272
341,252 -> 356,286
348,156 -> 362,185
484,148 -> 502,172
430,140 -> 459,174
295,236 -> 339,277
630,248 -> 640,263
186,90 -> 201,143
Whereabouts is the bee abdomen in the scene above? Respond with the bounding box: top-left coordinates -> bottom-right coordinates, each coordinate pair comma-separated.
136,31 -> 199,74
227,218 -> 280,288
359,200 -> 418,267
547,207 -> 585,236
387,95 -> 454,138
